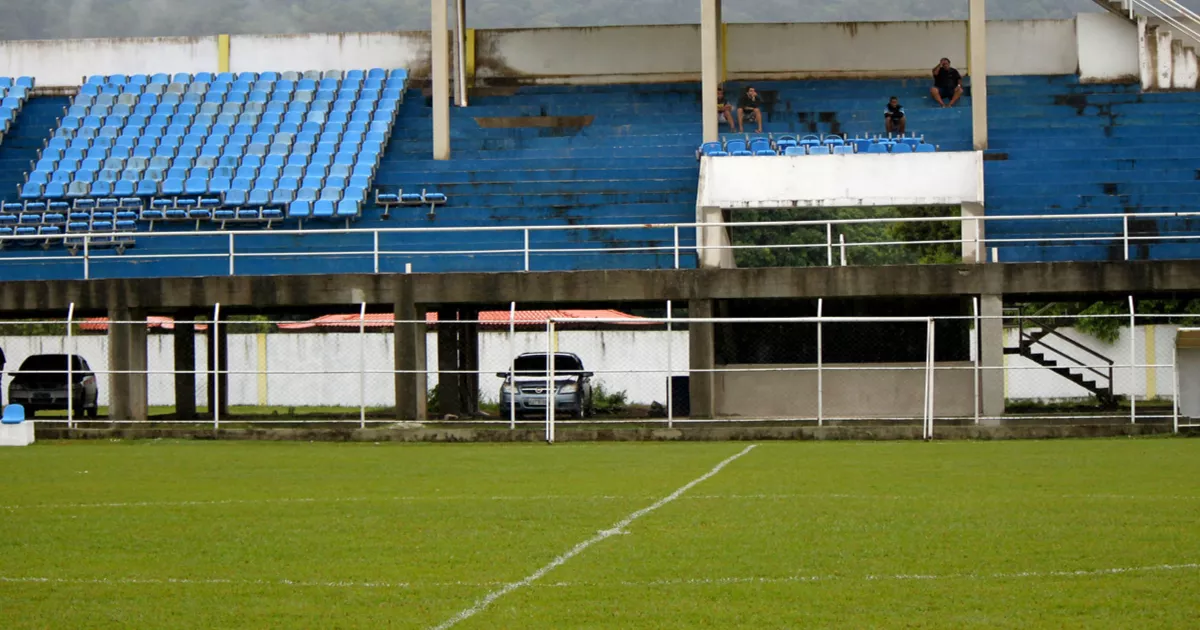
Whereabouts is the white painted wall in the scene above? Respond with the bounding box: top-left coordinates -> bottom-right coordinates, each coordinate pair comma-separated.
475,26 -> 700,85
988,20 -> 1079,76
1077,12 -> 1140,83
229,31 -> 432,78
700,152 -> 984,210
1004,325 -> 1177,401
0,36 -> 219,88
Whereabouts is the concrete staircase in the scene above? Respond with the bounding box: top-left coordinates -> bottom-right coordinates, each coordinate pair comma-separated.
0,96 -> 70,203
984,74 -> 1200,262
1093,0 -> 1200,90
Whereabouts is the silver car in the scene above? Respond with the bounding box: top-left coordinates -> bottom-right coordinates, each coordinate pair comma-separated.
7,354 -> 100,418
498,352 -> 594,419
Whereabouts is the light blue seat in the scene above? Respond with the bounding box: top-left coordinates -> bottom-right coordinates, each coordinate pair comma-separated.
891,143 -> 913,154
783,146 -> 806,156
160,178 -> 185,196
5,404 -> 28,424
312,199 -> 335,218
247,189 -> 271,206
915,143 -> 936,153
808,145 -> 831,155
866,143 -> 890,154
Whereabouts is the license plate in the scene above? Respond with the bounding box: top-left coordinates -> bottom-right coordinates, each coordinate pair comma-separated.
33,392 -> 51,400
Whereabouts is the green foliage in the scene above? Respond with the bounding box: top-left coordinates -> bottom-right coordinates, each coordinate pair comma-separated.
590,381 -> 628,415
731,206 -> 959,268
0,1 -> 1102,40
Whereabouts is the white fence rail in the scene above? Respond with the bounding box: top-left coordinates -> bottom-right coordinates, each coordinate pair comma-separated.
1,210 -> 1198,278
0,298 -> 1194,438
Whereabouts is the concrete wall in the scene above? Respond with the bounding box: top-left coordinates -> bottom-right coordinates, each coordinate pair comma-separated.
700,152 -> 984,209
0,36 -> 220,88
989,20 -> 1079,77
1077,12 -> 1140,83
229,31 -> 431,78
475,25 -> 700,85
715,362 -> 976,418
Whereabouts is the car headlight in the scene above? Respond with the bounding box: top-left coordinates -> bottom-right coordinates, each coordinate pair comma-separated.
559,383 -> 578,394
502,382 -> 516,394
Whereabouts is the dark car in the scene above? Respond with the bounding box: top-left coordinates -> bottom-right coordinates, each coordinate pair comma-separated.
498,352 -> 594,419
7,354 -> 99,418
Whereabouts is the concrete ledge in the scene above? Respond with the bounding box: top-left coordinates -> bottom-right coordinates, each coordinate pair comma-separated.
35,423 -> 1179,443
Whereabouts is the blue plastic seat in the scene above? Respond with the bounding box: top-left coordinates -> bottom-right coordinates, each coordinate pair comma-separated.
866,143 -> 890,154
312,199 -> 335,218
915,143 -> 936,153
891,143 -> 913,154
783,146 -> 807,156
808,145 -> 831,155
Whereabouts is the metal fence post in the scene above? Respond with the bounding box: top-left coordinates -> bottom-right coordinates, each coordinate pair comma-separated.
66,302 -> 75,429
1129,295 -> 1137,424
1173,343 -> 1180,434
546,319 -> 555,444
523,229 -> 531,272
817,298 -> 824,427
973,298 -> 980,425
228,233 -> 235,276
213,303 -> 221,430
839,234 -> 847,266
509,302 -> 517,430
673,226 -> 680,269
1122,215 -> 1130,261
82,237 -> 90,280
359,302 -> 368,429
373,231 -> 380,274
826,223 -> 833,266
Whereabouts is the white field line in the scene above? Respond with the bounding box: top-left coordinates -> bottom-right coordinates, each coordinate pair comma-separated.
1,563 -> 1195,593
3,492 -> 1198,512
429,444 -> 760,630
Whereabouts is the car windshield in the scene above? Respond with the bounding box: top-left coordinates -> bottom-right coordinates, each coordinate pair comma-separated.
18,355 -> 72,373
512,354 -> 583,375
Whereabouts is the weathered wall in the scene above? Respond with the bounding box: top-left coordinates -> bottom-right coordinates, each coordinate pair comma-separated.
474,25 -> 700,85
714,362 -> 976,418
988,20 -> 1079,76
700,152 -> 984,209
1077,12 -> 1140,83
0,36 -> 219,87
229,31 -> 431,78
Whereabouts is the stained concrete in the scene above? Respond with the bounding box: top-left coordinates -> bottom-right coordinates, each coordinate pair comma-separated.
3,261 -> 1200,316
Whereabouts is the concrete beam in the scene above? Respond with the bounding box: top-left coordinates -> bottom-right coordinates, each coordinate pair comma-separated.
4,262 -> 1200,314
432,0 -> 451,159
701,0 -> 721,143
108,307 -> 148,421
969,0 -> 989,150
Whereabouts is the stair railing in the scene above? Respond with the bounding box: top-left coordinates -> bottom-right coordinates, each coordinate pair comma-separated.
1128,0 -> 1200,45
1160,0 -> 1200,37
1013,306 -> 1116,393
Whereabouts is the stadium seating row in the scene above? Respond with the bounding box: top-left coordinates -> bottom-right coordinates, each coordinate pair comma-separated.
0,77 -> 36,146
698,134 -> 936,157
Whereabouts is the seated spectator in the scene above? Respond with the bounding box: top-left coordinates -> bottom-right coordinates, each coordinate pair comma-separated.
716,86 -> 736,131
737,86 -> 763,134
884,96 -> 906,135
931,58 -> 963,108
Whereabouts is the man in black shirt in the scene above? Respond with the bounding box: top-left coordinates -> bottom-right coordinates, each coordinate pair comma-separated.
737,86 -> 763,134
930,57 -> 963,108
716,86 -> 736,131
884,96 -> 906,135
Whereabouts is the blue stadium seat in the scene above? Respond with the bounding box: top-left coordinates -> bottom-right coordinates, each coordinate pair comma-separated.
866,143 -> 890,154
915,143 -> 936,153
312,199 -> 335,218
891,143 -> 914,154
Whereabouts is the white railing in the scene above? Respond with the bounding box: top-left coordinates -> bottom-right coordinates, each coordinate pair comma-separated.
1130,0 -> 1200,44
0,300 -> 1191,437
2,210 -> 1199,279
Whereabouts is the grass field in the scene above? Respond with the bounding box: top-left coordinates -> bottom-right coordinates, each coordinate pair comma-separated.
1,439 -> 1198,628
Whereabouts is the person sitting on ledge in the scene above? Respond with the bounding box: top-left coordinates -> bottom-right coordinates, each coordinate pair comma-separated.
931,57 -> 963,108
884,96 -> 906,135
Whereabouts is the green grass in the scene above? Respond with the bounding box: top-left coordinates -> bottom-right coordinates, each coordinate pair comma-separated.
1,439 -> 1198,628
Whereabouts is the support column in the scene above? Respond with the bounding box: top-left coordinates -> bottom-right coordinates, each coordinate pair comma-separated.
962,202 -> 985,263
205,317 -> 228,418
968,0 -> 989,150
698,205 -> 735,268
395,289 -> 428,421
689,299 -> 716,419
701,0 -> 722,143
108,307 -> 148,421
436,308 -> 462,417
173,315 -> 197,420
979,294 -> 1005,422
460,308 -> 480,415
453,0 -> 468,107
432,0 -> 451,160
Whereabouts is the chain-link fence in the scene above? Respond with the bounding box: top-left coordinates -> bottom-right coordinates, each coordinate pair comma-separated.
0,297 -> 1191,435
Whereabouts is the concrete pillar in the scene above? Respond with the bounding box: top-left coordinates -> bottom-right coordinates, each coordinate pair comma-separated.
205,318 -> 228,418
453,0 -> 468,107
698,205 -> 735,268
173,316 -> 196,420
979,293 -> 1005,421
962,202 -> 985,263
701,0 -> 722,143
432,0 -> 451,160
436,308 -> 462,416
689,299 -> 716,419
460,308 -> 480,415
395,293 -> 428,421
968,0 -> 989,150
108,307 -> 148,421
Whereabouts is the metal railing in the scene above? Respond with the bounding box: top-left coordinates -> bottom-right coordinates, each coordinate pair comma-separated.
1130,0 -> 1200,45
2,210 -> 1199,279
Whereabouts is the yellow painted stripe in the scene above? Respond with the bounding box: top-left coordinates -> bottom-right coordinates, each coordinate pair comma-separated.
256,332 -> 268,406
217,34 -> 231,73
553,329 -> 559,353
1145,325 -> 1157,399
465,28 -> 476,87
720,23 -> 728,83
